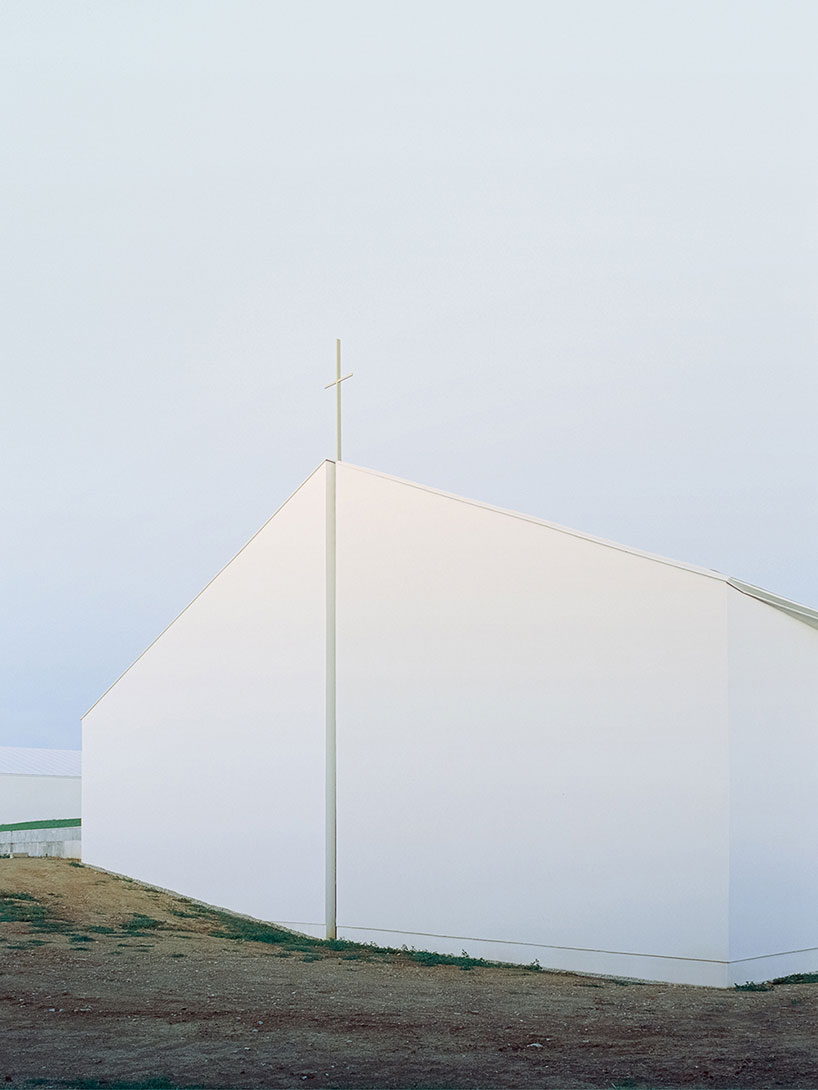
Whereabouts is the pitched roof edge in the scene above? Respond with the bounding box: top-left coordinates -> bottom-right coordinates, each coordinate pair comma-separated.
343,466 -> 818,622
339,462 -> 729,583
82,461 -> 331,720
726,578 -> 818,632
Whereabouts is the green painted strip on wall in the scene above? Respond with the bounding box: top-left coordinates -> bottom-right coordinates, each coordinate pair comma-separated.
0,818 -> 81,833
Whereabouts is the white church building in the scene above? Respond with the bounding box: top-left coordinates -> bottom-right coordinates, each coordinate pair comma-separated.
82,461 -> 818,987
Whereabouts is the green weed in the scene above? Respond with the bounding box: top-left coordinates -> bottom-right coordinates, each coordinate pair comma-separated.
211,916 -> 311,946
771,971 -> 818,985
121,913 -> 163,933
0,891 -> 72,933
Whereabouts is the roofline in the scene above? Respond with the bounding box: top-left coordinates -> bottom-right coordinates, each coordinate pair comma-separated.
339,462 -> 729,582
727,578 -> 818,631
82,461 -> 332,719
342,463 -> 818,630
343,464 -> 818,629
83,460 -> 818,723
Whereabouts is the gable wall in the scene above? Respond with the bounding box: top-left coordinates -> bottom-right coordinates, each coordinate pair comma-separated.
82,464 -> 329,934
335,465 -> 731,985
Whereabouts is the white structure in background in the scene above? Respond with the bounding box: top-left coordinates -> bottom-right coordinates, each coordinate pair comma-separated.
0,747 -> 81,824
0,746 -> 82,857
82,462 -> 818,987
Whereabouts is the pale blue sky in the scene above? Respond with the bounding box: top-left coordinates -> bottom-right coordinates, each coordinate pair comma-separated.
2,1 -> 816,748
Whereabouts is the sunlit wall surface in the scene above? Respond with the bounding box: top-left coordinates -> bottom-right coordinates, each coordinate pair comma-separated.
83,462 -> 818,984
82,466 -> 328,935
336,464 -> 731,985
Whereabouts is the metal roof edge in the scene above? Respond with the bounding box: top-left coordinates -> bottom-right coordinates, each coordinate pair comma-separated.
82,461 -> 331,720
0,746 -> 82,777
726,578 -> 818,632
339,462 -> 729,583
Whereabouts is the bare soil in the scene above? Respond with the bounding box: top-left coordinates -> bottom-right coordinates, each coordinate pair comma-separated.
1,858 -> 816,1089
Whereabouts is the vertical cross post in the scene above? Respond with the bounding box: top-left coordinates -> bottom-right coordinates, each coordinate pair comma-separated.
325,339 -> 353,462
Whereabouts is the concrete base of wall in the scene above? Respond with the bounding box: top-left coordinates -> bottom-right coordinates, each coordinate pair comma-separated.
0,826 -> 81,859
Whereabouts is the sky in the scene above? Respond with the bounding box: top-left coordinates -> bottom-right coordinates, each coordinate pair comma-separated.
2,0 -> 816,750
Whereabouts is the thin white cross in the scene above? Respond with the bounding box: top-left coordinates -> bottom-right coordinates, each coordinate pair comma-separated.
324,338 -> 353,462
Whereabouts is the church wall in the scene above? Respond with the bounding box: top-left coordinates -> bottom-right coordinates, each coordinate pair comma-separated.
82,464 -> 328,936
335,464 -> 731,986
727,591 -> 818,985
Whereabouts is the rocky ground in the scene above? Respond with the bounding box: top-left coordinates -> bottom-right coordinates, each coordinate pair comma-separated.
1,858 -> 816,1089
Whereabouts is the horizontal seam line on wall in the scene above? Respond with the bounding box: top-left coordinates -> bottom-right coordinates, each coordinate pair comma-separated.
729,945 -> 818,965
337,925 -> 726,965
274,922 -> 325,930
0,773 -> 81,779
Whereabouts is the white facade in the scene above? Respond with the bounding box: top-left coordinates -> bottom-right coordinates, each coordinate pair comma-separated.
83,465 -> 327,935
0,747 -> 81,826
82,462 -> 818,986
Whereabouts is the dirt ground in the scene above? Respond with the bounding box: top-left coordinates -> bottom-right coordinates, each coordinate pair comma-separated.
1,859 -> 816,1089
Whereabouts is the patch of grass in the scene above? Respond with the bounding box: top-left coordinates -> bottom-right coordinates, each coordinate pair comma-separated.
121,913 -> 164,933
0,891 -> 37,911
87,924 -> 115,934
68,861 -> 84,868
735,981 -> 773,991
170,952 -> 185,958
325,937 -> 358,951
399,947 -> 491,970
301,953 -> 322,962
0,891 -> 72,933
771,971 -> 818,985
69,934 -> 95,944
211,915 -> 315,947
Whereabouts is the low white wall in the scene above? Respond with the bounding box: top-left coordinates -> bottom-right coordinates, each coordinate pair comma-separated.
82,464 -> 329,933
0,774 -> 81,825
728,590 -> 818,984
336,465 -> 731,986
